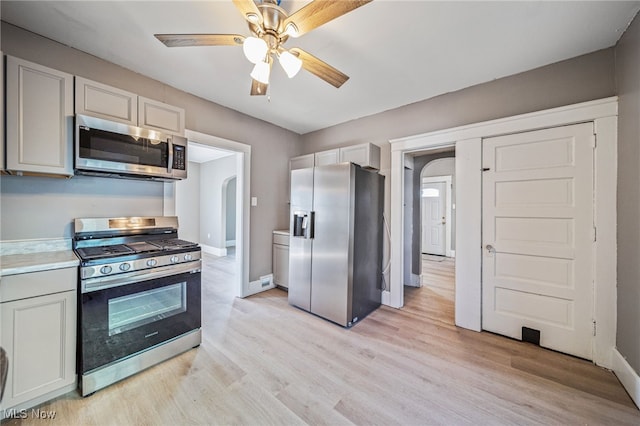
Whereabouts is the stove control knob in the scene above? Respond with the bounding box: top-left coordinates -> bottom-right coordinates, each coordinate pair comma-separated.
184,254 -> 193,261
170,256 -> 179,263
100,266 -> 112,275
147,259 -> 157,267
119,263 -> 131,272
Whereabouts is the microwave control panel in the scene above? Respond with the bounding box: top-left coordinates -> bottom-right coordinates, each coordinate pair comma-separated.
173,145 -> 186,170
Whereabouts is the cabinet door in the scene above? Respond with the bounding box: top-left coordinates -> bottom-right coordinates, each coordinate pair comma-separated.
289,154 -> 314,170
75,77 -> 137,125
138,96 -> 185,136
6,56 -> 73,176
314,149 -> 339,167
273,243 -> 289,288
339,143 -> 381,170
1,290 -> 76,409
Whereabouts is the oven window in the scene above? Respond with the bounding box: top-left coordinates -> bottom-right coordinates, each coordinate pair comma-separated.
79,127 -> 169,167
108,282 -> 187,336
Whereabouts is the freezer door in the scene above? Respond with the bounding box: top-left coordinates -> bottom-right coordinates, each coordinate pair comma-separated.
310,163 -> 354,326
288,167 -> 314,311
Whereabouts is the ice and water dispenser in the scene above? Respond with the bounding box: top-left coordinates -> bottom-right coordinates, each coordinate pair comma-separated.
292,211 -> 314,239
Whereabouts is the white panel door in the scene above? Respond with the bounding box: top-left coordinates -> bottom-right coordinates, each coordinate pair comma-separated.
421,181 -> 446,255
482,123 -> 594,360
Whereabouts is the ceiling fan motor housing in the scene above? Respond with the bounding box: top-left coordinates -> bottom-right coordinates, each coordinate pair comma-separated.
248,1 -> 290,52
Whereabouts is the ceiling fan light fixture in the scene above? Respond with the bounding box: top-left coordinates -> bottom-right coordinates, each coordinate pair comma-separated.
246,13 -> 260,24
242,36 -> 268,64
284,22 -> 299,37
279,50 -> 302,78
250,60 -> 271,85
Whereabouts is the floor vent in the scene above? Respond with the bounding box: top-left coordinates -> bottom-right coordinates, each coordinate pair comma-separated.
522,327 -> 541,346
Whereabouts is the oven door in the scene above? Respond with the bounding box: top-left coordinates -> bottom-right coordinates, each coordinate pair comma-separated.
79,268 -> 201,374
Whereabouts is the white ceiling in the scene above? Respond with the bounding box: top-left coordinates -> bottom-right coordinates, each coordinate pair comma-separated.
2,1 -> 639,135
189,141 -> 234,163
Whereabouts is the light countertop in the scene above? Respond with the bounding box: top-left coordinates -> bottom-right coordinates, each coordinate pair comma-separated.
0,239 -> 79,277
273,229 -> 290,235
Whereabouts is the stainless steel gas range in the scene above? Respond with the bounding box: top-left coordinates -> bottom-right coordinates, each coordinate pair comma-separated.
73,216 -> 201,396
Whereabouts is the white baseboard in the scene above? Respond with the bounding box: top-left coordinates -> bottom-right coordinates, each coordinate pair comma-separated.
201,244 -> 227,257
612,348 -> 640,409
381,290 -> 391,306
405,274 -> 422,287
225,240 -> 236,247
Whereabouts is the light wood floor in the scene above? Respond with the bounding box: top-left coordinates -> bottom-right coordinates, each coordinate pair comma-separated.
5,252 -> 638,425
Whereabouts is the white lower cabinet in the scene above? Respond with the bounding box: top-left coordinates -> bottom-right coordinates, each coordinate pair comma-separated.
0,268 -> 77,416
272,232 -> 290,289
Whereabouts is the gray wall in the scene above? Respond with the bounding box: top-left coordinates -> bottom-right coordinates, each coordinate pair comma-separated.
300,47 -> 615,160
615,12 -> 640,375
175,161 -> 201,244
0,22 -> 301,281
0,174 -> 164,238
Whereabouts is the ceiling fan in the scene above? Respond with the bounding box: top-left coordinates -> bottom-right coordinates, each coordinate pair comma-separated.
155,0 -> 371,96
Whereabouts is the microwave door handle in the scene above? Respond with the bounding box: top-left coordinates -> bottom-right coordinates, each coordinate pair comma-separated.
167,137 -> 174,172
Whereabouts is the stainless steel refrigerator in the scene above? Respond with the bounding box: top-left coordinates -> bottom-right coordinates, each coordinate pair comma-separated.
288,162 -> 384,327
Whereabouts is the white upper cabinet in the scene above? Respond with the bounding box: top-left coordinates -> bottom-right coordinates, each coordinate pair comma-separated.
339,143 -> 381,170
75,77 -> 137,125
138,96 -> 185,136
314,149 -> 340,166
76,78 -> 185,135
289,153 -> 315,171
5,56 -> 74,177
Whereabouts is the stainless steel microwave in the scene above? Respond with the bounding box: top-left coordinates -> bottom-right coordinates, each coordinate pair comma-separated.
75,114 -> 187,181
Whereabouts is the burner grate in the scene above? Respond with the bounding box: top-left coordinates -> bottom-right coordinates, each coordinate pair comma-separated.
76,245 -> 134,260
125,242 -> 160,253
150,239 -> 199,250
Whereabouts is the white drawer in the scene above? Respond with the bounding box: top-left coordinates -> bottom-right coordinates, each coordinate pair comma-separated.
273,232 -> 289,246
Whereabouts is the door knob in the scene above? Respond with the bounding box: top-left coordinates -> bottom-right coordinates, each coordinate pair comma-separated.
486,244 -> 496,253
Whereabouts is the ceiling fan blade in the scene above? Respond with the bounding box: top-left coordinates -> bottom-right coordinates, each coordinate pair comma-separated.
155,34 -> 245,47
250,79 -> 268,96
232,0 -> 263,26
284,0 -> 372,38
289,48 -> 349,88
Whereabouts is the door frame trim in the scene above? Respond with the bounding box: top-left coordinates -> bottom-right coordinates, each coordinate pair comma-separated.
420,175 -> 453,257
164,129 -> 251,299
388,96 -> 617,368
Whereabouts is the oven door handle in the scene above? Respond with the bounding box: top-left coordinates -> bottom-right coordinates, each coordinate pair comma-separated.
81,261 -> 201,294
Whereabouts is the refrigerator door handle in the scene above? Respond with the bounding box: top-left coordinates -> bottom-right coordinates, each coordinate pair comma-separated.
309,211 -> 315,239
